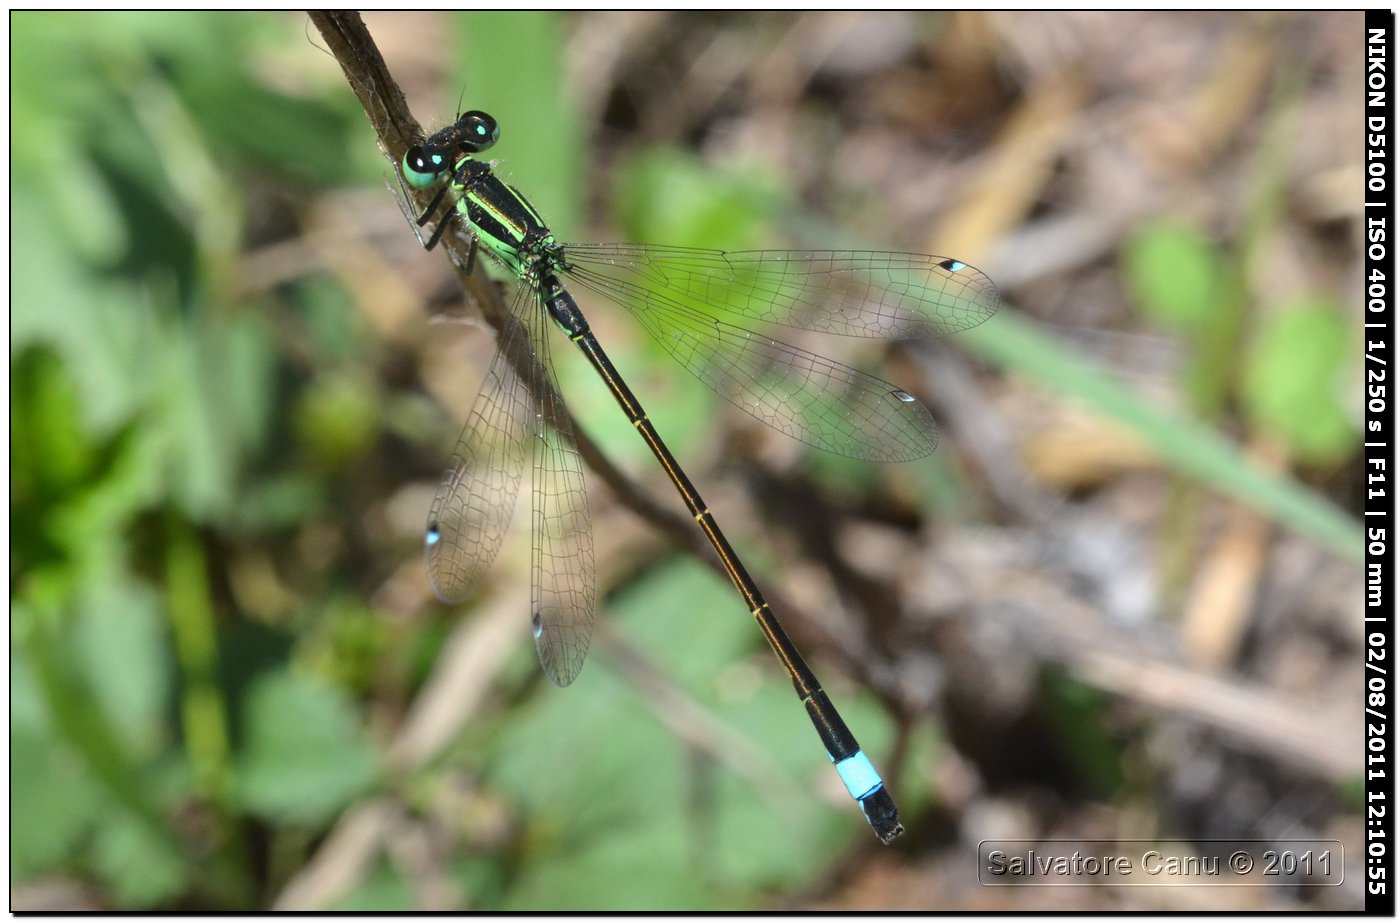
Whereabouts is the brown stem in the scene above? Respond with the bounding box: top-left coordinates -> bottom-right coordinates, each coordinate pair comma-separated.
306,12 -> 710,561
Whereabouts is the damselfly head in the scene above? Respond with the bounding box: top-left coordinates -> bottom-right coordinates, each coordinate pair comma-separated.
402,110 -> 501,189
401,143 -> 450,188
453,110 -> 500,153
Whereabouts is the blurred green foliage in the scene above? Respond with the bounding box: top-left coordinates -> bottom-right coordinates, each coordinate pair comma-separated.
9,11 -> 897,910
1242,297 -> 1354,463
11,10 -> 375,906
483,558 -> 892,909
1124,223 -> 1226,335
233,671 -> 379,822
1125,221 -> 1354,465
615,149 -> 778,250
453,12 -> 584,238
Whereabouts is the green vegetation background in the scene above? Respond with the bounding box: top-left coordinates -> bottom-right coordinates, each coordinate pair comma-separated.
10,10 -> 1360,911
10,12 -> 895,908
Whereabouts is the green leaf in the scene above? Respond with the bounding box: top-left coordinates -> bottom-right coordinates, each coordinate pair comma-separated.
10,189 -> 151,437
11,348 -> 97,504
294,373 -> 381,471
332,860 -> 415,911
217,307 -> 280,462
10,654 -> 107,877
614,150 -> 776,251
234,671 -> 378,823
229,473 -> 325,532
506,823 -> 734,910
1242,297 -> 1356,463
73,580 -> 172,759
484,558 -> 870,908
455,12 -> 582,236
90,809 -> 190,907
1122,222 -> 1224,333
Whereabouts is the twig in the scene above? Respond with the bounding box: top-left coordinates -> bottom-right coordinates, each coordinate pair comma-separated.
307,7 -> 904,774
307,12 -> 707,560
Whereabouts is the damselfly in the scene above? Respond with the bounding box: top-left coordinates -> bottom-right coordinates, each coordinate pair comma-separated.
400,110 -> 998,843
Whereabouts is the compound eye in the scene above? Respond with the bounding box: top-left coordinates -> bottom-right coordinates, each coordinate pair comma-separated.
402,145 -> 445,188
457,110 -> 500,152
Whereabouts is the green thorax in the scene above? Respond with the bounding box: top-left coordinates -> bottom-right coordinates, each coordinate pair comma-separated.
448,156 -> 556,281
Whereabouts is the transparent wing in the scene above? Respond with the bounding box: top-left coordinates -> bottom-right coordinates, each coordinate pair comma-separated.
565,263 -> 941,462
524,294 -> 596,686
560,246 -> 999,339
424,286 -> 535,603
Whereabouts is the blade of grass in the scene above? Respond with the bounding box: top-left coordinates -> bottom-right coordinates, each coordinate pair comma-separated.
958,313 -> 1358,561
